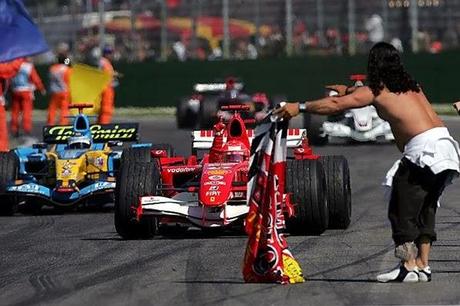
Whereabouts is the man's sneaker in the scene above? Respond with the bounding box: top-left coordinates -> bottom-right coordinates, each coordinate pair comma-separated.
377,263 -> 419,283
418,266 -> 432,282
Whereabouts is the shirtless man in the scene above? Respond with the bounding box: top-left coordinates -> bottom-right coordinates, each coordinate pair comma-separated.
275,42 -> 460,283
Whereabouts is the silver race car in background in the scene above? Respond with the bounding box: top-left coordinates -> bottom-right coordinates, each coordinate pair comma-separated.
304,74 -> 394,145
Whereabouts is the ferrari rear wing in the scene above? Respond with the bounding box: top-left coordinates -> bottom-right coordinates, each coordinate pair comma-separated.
43,123 -> 139,144
192,128 -> 306,150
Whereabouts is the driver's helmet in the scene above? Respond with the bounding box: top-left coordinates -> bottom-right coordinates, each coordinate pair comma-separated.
223,140 -> 249,163
68,135 -> 91,149
225,151 -> 245,163
223,77 -> 239,100
223,88 -> 239,100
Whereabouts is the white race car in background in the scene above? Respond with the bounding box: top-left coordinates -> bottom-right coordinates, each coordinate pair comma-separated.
303,74 -> 394,145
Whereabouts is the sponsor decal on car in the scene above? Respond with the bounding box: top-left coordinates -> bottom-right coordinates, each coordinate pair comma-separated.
205,191 -> 221,196
228,145 -> 242,151
61,161 -> 74,177
9,184 -> 47,196
44,123 -> 139,143
94,182 -> 116,189
95,157 -> 104,167
166,167 -> 196,173
204,181 -> 226,186
207,169 -> 229,175
209,186 -> 219,190
207,165 -> 233,170
208,175 -> 224,181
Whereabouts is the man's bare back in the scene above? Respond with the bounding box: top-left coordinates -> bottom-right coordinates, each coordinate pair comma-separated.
366,87 -> 444,152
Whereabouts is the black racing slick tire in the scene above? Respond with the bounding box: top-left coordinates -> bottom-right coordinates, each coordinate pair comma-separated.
303,113 -> 328,145
121,146 -> 152,164
199,96 -> 219,129
115,161 -> 159,239
0,152 -> 19,216
320,156 -> 352,229
176,97 -> 196,129
286,159 -> 328,235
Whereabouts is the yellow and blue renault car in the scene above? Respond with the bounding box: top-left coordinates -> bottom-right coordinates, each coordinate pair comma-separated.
0,104 -> 142,215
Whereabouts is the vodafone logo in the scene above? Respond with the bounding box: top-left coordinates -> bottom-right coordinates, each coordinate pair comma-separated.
166,167 -> 196,173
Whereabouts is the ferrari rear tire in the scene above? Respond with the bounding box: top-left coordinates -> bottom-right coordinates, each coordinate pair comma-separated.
303,113 -> 328,145
320,156 -> 351,229
286,159 -> 328,235
0,152 -> 19,216
115,161 -> 159,239
199,96 -> 218,129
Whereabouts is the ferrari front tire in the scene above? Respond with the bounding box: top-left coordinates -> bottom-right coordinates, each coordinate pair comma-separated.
115,161 -> 159,239
121,147 -> 152,164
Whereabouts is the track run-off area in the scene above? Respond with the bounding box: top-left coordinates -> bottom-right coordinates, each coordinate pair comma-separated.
1,116 -> 460,306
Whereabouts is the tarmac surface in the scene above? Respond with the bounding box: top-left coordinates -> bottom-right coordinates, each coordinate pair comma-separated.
1,116 -> 460,306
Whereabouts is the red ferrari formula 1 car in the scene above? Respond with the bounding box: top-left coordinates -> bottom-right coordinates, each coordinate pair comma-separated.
115,106 -> 351,239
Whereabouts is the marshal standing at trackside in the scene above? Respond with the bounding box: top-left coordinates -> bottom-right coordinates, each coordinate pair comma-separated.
274,42 -> 460,283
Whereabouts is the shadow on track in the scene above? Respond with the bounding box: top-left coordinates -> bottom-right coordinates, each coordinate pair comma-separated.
308,278 -> 376,283
174,280 -> 245,284
80,230 -> 247,241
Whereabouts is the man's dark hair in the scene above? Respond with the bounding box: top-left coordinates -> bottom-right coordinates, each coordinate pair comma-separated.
367,42 -> 420,96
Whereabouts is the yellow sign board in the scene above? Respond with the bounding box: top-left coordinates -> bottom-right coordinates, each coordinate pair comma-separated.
69,64 -> 111,115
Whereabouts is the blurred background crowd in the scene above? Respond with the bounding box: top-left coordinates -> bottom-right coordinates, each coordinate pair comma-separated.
26,0 -> 457,63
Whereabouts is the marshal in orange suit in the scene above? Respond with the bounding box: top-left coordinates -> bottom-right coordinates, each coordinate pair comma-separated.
0,58 -> 24,151
47,55 -> 71,125
9,58 -> 46,136
98,47 -> 118,124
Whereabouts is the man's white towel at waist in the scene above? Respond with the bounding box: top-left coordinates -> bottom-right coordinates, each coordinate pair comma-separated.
403,127 -> 460,174
383,127 -> 460,202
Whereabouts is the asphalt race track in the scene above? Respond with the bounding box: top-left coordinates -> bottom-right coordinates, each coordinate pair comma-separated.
2,116 -> 460,306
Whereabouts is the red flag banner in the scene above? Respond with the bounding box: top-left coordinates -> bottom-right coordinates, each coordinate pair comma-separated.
243,116 -> 304,284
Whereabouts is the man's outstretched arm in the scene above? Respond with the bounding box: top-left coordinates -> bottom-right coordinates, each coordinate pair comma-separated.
274,86 -> 375,120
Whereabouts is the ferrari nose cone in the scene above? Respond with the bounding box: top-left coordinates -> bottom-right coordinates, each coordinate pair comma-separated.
199,164 -> 235,207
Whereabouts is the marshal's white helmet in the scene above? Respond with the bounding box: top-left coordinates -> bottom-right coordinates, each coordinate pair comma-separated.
68,135 -> 91,149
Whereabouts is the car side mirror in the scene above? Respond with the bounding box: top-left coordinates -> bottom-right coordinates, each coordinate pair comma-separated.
108,141 -> 123,147
33,143 -> 47,150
